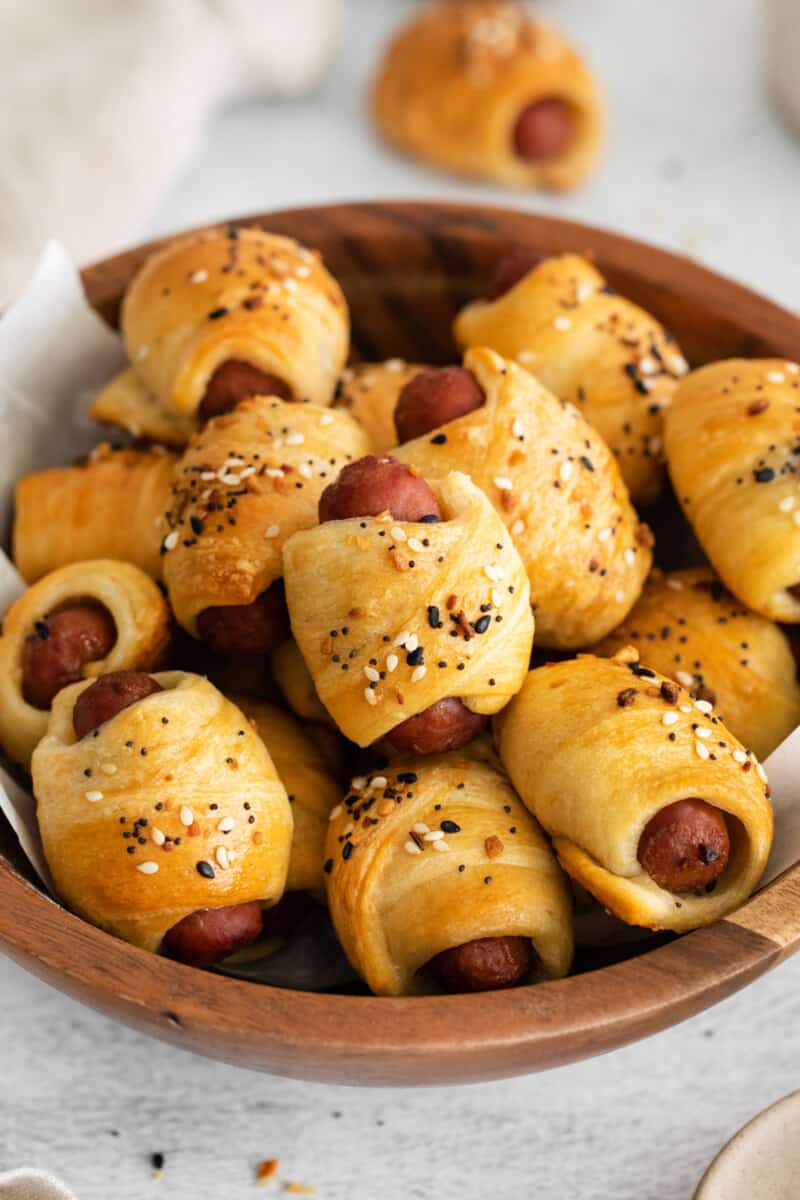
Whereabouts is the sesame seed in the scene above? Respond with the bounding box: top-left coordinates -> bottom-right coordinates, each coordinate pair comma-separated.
407,537 -> 425,553
639,355 -> 658,375
85,790 -> 103,802
598,527 -> 612,542
666,579 -> 684,590
494,475 -> 513,491
517,350 -> 537,366
779,496 -> 796,512
662,711 -> 679,726
217,817 -> 235,833
364,688 -> 378,706
298,463 -> 313,479
220,473 -> 241,485
405,633 -> 419,652
189,269 -> 208,283
432,840 -> 449,852
404,840 -> 421,855
676,672 -> 695,688
615,590 -> 625,604
412,823 -> 430,834
385,358 -> 405,372
624,548 -> 636,565
411,665 -> 427,683
163,530 -> 179,551
151,828 -> 166,846
695,699 -> 713,714
394,631 -> 409,647
264,524 -> 281,538
371,776 -> 388,788
559,461 -> 574,483
484,564 -> 500,581
391,527 -> 407,542
328,806 -> 342,822
756,761 -> 768,783
320,412 -> 334,426
180,806 -> 194,826
511,519 -> 525,536
694,740 -> 710,759
766,371 -> 785,384
554,315 -> 571,331
733,749 -> 748,763
215,846 -> 229,870
424,830 -> 444,842
386,653 -> 399,672
512,418 -> 526,438
669,354 -> 689,375
695,727 -> 712,740
266,467 -> 285,478
364,666 -> 380,682
285,431 -> 304,445
137,861 -> 159,875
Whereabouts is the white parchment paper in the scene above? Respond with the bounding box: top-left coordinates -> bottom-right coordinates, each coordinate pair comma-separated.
1,244 -> 799,906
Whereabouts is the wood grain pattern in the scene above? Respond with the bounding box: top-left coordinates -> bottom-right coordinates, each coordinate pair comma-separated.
1,201 -> 799,1086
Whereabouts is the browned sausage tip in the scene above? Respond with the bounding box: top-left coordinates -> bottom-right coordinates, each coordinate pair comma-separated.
199,360 -> 293,421
395,367 -> 486,443
318,455 -> 443,523
196,580 -> 289,656
387,696 -> 487,755
512,97 -> 574,161
637,798 -> 730,894
429,936 -> 532,993
73,670 -> 163,739
163,900 -> 264,968
488,247 -> 544,299
23,605 -> 117,710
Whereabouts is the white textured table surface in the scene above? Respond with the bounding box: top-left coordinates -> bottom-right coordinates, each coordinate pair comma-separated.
3,2 -> 800,1198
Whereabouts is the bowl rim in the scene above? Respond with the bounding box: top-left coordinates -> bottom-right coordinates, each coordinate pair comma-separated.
2,199 -> 800,1086
693,1089 -> 800,1198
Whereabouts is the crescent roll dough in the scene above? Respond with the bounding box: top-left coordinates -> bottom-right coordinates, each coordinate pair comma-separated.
0,560 -> 172,769
234,697 -> 341,896
664,359 -> 800,621
396,348 -> 652,648
371,2 -> 603,191
13,445 -> 176,583
32,672 -> 293,952
162,397 -> 371,635
454,255 -> 689,503
283,470 -> 534,746
592,567 -> 800,760
334,359 -> 426,454
92,228 -> 349,443
495,654 -> 773,933
325,753 -> 573,995
270,639 -> 334,727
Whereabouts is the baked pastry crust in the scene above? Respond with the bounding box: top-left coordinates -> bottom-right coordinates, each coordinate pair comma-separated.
325,753 -> 573,994
371,2 -> 603,191
94,228 -> 349,442
32,672 -> 292,952
0,559 -> 171,769
162,396 -> 370,635
664,358 -> 800,621
396,347 -> 651,647
283,470 -> 534,746
13,445 -> 176,583
495,654 -> 773,933
333,359 -> 426,453
592,566 -> 800,760
270,639 -> 334,727
234,697 -> 341,896
454,255 -> 689,503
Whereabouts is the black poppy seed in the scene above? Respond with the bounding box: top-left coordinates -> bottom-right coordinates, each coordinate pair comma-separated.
484,876 -> 493,884
441,820 -> 460,833
458,864 -> 466,873
474,615 -> 491,634
207,307 -> 229,320
406,647 -> 424,667
430,434 -> 447,445
244,802 -> 251,810
140,747 -> 148,756
420,513 -> 440,523
427,605 -> 441,629
754,467 -> 775,483
196,860 -> 215,879
668,732 -> 677,741
127,845 -> 136,854
155,802 -> 163,811
84,768 -> 92,777
457,663 -> 465,670
324,858 -> 333,874
190,516 -> 204,535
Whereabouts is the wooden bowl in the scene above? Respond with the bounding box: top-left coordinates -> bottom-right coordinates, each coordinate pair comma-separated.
2,201 -> 800,1086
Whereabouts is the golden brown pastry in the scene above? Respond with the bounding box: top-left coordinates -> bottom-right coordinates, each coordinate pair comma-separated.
664,359 -> 800,621
32,672 -> 293,952
283,469 -> 534,747
270,639 -> 334,727
371,2 -> 603,191
495,653 -> 773,933
0,560 -> 171,769
162,396 -> 370,642
234,697 -> 341,895
13,445 -> 176,583
325,753 -> 573,994
333,359 -> 427,453
395,348 -> 652,648
454,254 -> 689,503
592,567 -> 800,760
91,227 -> 349,444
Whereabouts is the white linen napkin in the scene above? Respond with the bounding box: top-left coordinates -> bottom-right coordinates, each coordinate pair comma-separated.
0,0 -> 342,301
